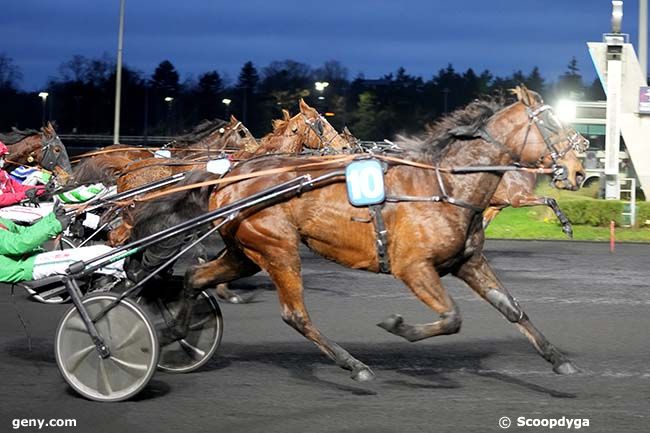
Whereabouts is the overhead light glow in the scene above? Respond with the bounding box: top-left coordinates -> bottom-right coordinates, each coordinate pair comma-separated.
556,99 -> 577,123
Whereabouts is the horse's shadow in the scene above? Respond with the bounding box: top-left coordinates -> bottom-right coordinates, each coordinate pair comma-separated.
4,336 -> 576,400
202,339 -> 577,399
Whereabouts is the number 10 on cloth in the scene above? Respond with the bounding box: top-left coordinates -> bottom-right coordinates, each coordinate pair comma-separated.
345,160 -> 385,207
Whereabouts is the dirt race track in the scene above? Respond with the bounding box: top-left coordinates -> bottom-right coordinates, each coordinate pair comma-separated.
0,240 -> 648,433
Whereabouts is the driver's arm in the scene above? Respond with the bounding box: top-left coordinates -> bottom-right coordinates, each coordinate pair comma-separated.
0,213 -> 63,256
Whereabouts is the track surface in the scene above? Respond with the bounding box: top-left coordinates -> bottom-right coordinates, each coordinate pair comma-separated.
0,240 -> 648,433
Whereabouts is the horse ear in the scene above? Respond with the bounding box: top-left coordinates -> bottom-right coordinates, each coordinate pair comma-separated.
230,114 -> 238,123
509,85 -> 528,105
343,126 -> 352,134
510,84 -> 535,106
282,109 -> 291,121
299,98 -> 311,113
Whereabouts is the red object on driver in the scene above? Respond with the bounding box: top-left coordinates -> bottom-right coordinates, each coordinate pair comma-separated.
0,141 -> 8,156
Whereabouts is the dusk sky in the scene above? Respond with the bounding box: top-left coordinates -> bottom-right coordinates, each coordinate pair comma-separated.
2,0 -> 644,91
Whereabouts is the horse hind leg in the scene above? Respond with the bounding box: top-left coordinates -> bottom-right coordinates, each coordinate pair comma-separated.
455,253 -> 578,374
260,258 -> 375,381
158,247 -> 260,343
377,261 -> 462,342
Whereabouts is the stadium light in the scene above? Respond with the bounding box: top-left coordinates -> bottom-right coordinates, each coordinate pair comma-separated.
612,1 -> 623,33
38,92 -> 49,125
315,81 -> 329,92
556,99 -> 577,123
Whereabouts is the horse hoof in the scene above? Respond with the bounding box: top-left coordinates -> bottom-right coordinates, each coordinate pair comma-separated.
377,314 -> 403,332
563,226 -> 573,239
228,295 -> 245,304
351,367 -> 375,382
554,361 -> 579,375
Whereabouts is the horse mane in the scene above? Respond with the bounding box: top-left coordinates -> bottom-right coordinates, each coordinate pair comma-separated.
270,118 -> 291,135
0,128 -> 40,145
173,118 -> 228,146
394,97 -> 505,162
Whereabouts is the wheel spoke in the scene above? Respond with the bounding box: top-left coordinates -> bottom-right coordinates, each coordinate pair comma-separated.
65,316 -> 90,334
188,315 -> 212,331
65,345 -> 95,373
97,359 -> 113,396
110,355 -> 149,375
179,339 -> 205,360
113,323 -> 144,351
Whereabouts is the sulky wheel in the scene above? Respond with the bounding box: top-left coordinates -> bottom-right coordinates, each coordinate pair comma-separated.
54,293 -> 159,402
137,290 -> 223,373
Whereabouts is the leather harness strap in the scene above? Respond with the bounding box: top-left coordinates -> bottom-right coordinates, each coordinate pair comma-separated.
368,204 -> 390,274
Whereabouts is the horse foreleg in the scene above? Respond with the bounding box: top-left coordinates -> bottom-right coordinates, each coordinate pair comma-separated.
377,261 -> 461,342
455,254 -> 578,374
511,195 -> 573,238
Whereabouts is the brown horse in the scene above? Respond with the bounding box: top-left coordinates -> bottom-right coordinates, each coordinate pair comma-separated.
483,127 -> 588,237
167,86 -> 584,380
70,144 -> 153,185
116,115 -> 257,192
233,99 -> 348,159
110,104 -> 348,249
104,117 -> 257,246
70,116 -> 254,186
170,115 -> 258,159
0,122 -> 73,183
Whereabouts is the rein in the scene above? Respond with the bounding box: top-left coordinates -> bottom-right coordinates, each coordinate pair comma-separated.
91,153 -> 555,212
70,146 -> 236,162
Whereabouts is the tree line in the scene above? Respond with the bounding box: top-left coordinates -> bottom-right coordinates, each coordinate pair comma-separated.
0,53 -> 605,141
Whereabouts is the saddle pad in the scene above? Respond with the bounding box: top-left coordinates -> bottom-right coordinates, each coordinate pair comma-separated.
57,183 -> 107,203
0,202 -> 54,223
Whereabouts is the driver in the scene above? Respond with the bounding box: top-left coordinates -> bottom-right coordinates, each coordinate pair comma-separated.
0,207 -> 124,283
0,141 -> 46,208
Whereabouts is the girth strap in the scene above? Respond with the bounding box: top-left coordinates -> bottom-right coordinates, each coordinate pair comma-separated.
368,204 -> 391,274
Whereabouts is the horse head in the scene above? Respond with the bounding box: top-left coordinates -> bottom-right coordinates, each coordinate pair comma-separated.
220,115 -> 259,153
2,122 -> 72,184
340,126 -> 360,148
298,99 -> 348,151
40,122 -> 73,183
501,85 -> 585,190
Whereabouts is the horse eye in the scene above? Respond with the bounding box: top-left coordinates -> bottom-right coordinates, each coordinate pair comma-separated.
54,146 -> 61,153
291,125 -> 299,133
238,130 -> 246,138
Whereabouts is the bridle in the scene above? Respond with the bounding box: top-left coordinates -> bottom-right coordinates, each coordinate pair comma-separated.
518,103 -> 588,182
301,113 -> 339,150
39,133 -> 70,172
223,121 -> 259,154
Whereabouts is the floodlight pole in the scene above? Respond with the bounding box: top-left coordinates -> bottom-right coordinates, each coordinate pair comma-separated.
604,1 -> 625,200
640,0 -> 648,80
113,0 -> 126,145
